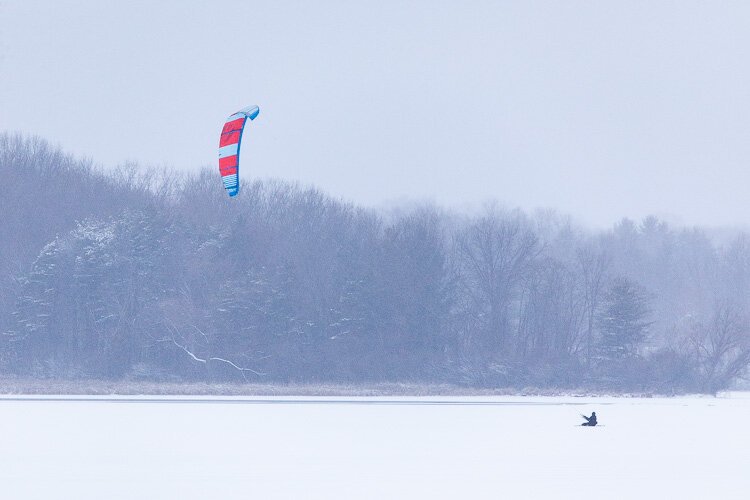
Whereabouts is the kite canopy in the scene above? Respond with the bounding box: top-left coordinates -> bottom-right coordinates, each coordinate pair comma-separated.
218,105 -> 260,197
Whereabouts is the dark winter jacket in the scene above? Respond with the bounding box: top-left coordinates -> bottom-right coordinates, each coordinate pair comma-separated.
581,412 -> 597,426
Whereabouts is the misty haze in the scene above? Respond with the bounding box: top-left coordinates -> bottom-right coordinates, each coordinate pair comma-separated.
1,2 -> 750,499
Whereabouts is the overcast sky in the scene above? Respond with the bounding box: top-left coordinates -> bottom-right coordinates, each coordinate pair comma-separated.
2,1 -> 749,228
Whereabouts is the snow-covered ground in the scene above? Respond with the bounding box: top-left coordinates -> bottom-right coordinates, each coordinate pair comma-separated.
1,393 -> 748,499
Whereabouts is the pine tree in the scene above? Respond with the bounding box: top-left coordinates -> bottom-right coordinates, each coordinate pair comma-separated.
596,277 -> 652,360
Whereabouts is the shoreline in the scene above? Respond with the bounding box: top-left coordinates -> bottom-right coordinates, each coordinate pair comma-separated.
0,378 -> 724,398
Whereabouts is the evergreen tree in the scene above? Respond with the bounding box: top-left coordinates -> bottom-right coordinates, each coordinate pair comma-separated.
596,277 -> 652,360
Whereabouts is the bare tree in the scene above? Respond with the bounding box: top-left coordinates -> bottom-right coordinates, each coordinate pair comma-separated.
523,258 -> 587,357
455,206 -> 539,363
576,242 -> 610,367
689,304 -> 750,394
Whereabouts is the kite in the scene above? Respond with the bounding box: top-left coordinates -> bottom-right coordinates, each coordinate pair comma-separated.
218,105 -> 260,197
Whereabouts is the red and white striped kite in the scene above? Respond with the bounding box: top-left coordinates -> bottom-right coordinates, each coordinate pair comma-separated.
218,105 -> 260,197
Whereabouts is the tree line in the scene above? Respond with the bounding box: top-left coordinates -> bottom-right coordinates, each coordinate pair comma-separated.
1,133 -> 749,393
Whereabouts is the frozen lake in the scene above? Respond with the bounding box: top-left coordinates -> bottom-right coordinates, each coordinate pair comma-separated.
1,393 -> 748,499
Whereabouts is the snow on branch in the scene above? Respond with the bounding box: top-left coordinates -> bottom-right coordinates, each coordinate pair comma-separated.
163,321 -> 265,380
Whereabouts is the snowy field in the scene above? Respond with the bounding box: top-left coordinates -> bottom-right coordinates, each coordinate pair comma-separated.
1,393 -> 749,499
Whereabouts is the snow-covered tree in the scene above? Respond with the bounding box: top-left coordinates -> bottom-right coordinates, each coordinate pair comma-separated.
596,277 -> 652,360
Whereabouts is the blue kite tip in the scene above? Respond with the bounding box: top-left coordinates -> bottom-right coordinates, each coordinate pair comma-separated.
240,105 -> 260,120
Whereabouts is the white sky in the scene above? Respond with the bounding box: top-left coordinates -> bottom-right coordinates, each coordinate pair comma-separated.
1,1 -> 749,228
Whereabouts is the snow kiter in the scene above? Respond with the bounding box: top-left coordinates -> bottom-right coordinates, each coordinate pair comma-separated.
218,105 -> 260,197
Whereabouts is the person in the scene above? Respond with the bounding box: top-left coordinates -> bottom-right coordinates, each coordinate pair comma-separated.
581,411 -> 597,426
